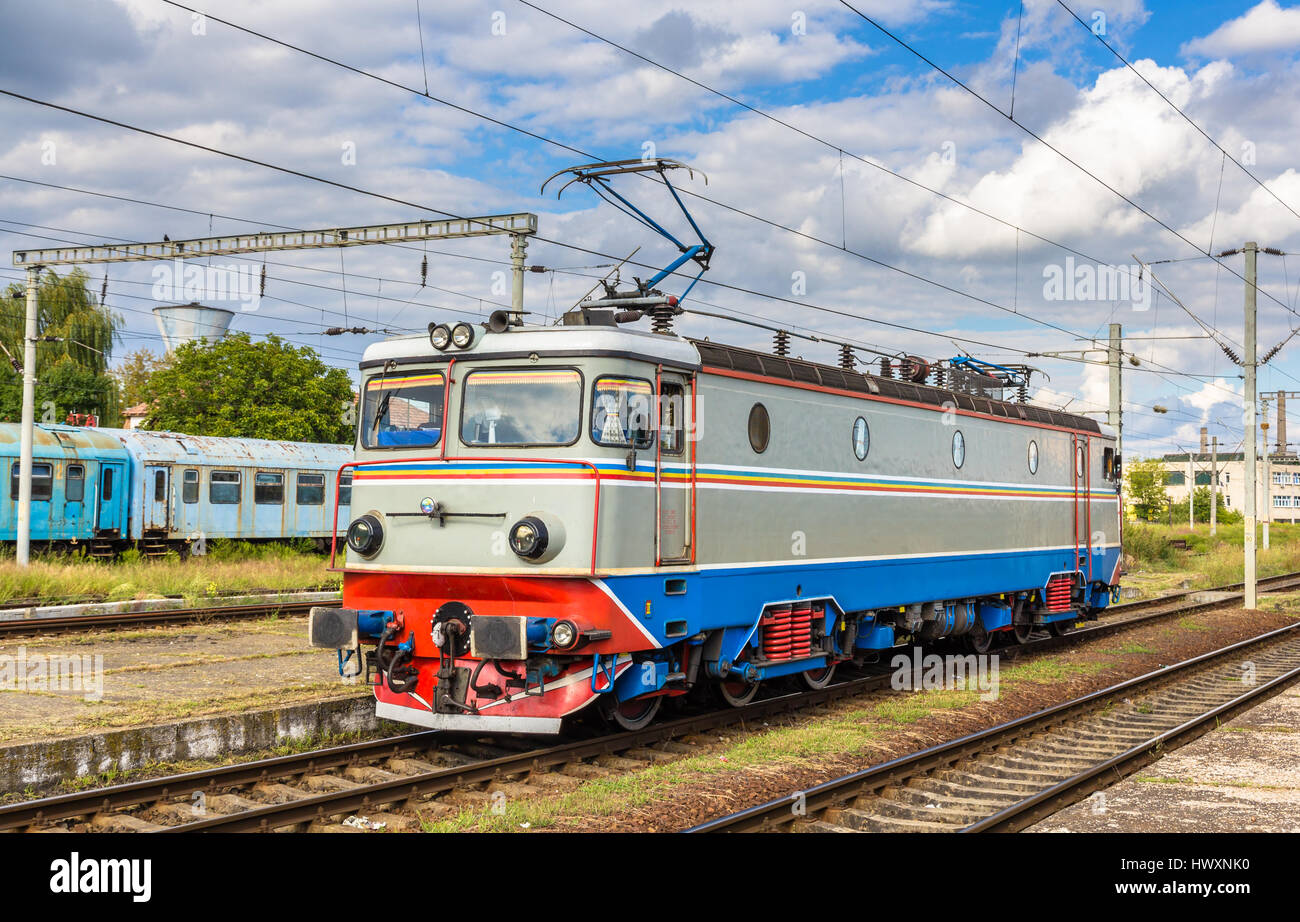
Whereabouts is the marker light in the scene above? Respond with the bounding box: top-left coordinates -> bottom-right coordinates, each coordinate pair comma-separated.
508,516 -> 548,560
551,620 -> 578,649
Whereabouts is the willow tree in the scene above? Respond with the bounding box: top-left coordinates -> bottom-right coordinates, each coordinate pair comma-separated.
0,268 -> 124,425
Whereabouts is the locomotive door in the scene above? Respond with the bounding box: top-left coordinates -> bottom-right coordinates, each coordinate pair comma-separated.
655,371 -> 693,564
1071,434 -> 1092,582
144,465 -> 170,531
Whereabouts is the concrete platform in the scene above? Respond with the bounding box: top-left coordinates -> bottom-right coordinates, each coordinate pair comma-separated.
0,613 -> 374,793
0,589 -> 340,623
1029,683 -> 1300,833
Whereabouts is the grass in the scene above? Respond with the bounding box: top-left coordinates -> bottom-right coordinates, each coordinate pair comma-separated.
1123,522 -> 1300,589
0,540 -> 339,606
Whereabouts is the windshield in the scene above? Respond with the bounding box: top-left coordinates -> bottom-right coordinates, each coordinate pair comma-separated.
361,371 -> 445,448
461,368 -> 582,446
591,376 -> 654,448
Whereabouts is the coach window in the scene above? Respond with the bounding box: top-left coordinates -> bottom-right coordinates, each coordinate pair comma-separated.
852,417 -> 869,461
210,470 -> 241,504
951,430 -> 966,469
361,371 -> 444,448
153,469 -> 166,502
1027,440 -> 1039,475
338,472 -> 353,506
66,464 -> 85,502
591,376 -> 654,448
255,472 -> 284,505
10,461 -> 52,501
748,403 -> 770,453
297,475 -> 325,504
297,473 -> 325,505
182,469 -> 199,503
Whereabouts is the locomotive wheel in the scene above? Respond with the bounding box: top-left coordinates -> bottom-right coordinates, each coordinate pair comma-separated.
967,623 -> 994,654
1048,618 -> 1074,637
1012,619 -> 1034,644
601,694 -> 662,731
718,677 -> 760,707
801,662 -> 837,690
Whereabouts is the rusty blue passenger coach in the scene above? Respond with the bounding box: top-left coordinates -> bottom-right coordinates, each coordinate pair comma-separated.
311,308 -> 1124,735
0,423 -> 352,556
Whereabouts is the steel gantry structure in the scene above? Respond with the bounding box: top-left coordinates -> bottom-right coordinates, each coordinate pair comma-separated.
9,212 -> 537,564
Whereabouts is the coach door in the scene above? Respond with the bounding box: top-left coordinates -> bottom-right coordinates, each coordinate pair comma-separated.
144,465 -> 170,531
655,372 -> 694,564
1072,434 -> 1092,581
95,461 -> 125,534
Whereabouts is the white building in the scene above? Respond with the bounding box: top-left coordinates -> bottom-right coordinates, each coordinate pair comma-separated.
1155,450 -> 1300,524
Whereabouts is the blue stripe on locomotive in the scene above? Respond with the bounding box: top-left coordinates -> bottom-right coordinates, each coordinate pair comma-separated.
599,542 -> 1122,657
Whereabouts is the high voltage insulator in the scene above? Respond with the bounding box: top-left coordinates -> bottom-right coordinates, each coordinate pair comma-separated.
879,356 -> 893,378
324,326 -> 383,336
259,263 -> 267,297
1262,343 -> 1284,364
838,343 -> 855,369
419,254 -> 428,289
773,329 -> 790,356
100,272 -> 107,304
1221,343 -> 1242,365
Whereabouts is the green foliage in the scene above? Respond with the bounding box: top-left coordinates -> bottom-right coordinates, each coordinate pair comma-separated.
142,333 -> 354,442
0,268 -> 124,425
1192,485 -> 1241,524
1125,457 -> 1170,522
113,348 -> 169,407
1123,523 -> 1178,565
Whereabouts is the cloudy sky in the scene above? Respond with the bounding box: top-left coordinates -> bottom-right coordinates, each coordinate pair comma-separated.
2,0 -> 1300,457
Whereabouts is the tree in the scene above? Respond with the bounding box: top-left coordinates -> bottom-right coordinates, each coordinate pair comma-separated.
114,348 -> 169,407
1192,485 -> 1241,524
142,332 -> 354,442
0,268 -> 124,425
1125,457 -> 1170,522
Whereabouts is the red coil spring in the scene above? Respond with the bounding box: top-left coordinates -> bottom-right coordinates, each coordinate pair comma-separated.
1045,576 -> 1073,612
761,603 -> 818,660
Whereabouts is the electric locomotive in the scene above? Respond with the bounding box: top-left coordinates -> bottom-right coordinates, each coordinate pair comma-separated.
310,303 -> 1122,733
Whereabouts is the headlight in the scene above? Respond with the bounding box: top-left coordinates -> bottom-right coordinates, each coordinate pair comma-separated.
508,516 -> 548,559
346,514 -> 384,558
429,323 -> 451,351
451,322 -> 476,349
551,620 -> 578,649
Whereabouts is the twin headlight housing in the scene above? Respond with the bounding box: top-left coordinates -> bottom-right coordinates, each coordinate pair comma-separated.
429,322 -> 476,351
345,511 -> 563,564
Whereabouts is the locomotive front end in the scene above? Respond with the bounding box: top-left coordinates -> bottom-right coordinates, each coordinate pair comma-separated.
311,319 -> 697,733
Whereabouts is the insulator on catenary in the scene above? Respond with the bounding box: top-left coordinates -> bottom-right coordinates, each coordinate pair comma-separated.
419,254 -> 428,289
773,329 -> 790,356
259,263 -> 267,297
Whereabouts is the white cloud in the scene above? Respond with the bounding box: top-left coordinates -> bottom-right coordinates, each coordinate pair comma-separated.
1183,1 -> 1300,58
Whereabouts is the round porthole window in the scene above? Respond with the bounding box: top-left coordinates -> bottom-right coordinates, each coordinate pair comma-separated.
748,403 -> 770,453
852,417 -> 869,461
952,430 -> 966,469
1076,444 -> 1085,478
1028,440 -> 1039,475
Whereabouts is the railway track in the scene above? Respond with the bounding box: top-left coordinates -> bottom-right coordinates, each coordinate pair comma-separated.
0,596 -> 342,636
1,578 -> 1283,833
686,622 -> 1300,833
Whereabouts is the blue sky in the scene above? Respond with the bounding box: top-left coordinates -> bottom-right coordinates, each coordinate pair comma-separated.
2,0 -> 1300,457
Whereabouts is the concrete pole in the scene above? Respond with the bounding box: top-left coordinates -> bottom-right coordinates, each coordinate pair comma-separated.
1210,436 -> 1218,536
510,233 -> 528,315
1245,241 -> 1258,609
16,265 -> 40,567
1263,422 -> 1272,550
1108,323 -> 1122,464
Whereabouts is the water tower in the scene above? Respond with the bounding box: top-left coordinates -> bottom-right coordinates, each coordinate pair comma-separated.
152,302 -> 235,354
